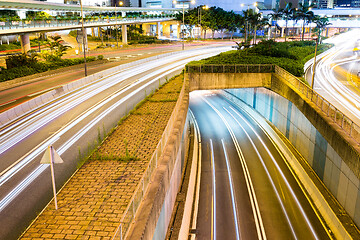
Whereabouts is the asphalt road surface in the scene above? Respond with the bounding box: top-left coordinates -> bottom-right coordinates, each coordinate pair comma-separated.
0,45 -> 231,240
306,29 -> 360,125
190,90 -> 331,240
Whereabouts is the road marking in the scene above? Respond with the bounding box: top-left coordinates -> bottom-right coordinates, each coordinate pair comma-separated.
225,107 -> 297,240
221,139 -> 241,240
202,96 -> 266,240
27,88 -> 54,97
0,100 -> 16,107
210,139 -> 216,240
228,106 -> 319,240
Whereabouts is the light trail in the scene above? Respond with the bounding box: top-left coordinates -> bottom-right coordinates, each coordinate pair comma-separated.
202,96 -> 267,240
221,139 -> 241,240
210,139 -> 216,240
228,106 -> 320,240
0,46 -> 231,213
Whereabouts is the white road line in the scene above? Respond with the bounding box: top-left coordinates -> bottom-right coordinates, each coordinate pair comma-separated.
224,107 -> 298,240
210,139 -> 216,240
202,96 -> 266,240
228,106 -> 319,240
221,139 -> 241,240
0,100 -> 16,107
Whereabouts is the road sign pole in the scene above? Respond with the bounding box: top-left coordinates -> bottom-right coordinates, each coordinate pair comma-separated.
49,146 -> 58,210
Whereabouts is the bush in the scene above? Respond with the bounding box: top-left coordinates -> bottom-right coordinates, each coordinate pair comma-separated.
0,56 -> 98,82
189,40 -> 332,77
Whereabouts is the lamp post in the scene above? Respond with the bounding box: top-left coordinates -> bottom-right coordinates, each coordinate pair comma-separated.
173,0 -> 195,50
80,0 -> 87,77
198,5 -> 208,40
311,37 -> 318,89
115,1 -> 123,48
241,2 -> 257,44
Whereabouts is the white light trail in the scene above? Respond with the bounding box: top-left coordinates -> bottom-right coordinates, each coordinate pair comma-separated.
228,106 -> 319,240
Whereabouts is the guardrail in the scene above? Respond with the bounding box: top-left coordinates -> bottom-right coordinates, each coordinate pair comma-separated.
274,65 -> 360,145
186,64 -> 360,146
0,17 -> 174,31
186,64 -> 275,74
112,75 -> 186,240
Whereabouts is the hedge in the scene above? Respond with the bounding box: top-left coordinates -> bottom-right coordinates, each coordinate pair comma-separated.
0,56 -> 98,82
189,40 -> 332,77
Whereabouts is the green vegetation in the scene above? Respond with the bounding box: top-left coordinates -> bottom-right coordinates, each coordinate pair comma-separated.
0,54 -> 101,82
189,40 -> 332,77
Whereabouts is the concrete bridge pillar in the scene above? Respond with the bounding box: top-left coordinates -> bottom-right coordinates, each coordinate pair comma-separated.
20,33 -> 31,53
281,27 -> 285,37
157,22 -> 161,37
161,22 -> 171,38
91,27 -> 95,37
122,25 -> 128,44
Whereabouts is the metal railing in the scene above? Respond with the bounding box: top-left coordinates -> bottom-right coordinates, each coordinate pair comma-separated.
187,64 -> 360,146
0,17 -> 173,31
112,78 -> 186,240
186,64 -> 275,74
274,65 -> 360,145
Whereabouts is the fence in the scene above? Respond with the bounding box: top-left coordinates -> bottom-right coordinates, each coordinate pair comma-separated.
274,65 -> 360,145
112,76 -> 187,240
186,64 -> 360,146
0,17 -> 173,31
186,64 -> 275,74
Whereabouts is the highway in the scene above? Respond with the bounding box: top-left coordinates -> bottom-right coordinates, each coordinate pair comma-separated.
0,45 -> 231,240
308,29 -> 360,125
189,90 -> 331,240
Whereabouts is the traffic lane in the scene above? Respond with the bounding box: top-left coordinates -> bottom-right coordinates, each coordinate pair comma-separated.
0,42 -> 232,112
0,58 -> 176,174
190,93 -> 258,240
203,92 -> 330,239
202,94 -> 294,239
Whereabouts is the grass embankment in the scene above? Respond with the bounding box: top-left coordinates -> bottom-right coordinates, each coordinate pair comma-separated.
81,74 -> 183,165
190,40 -> 332,77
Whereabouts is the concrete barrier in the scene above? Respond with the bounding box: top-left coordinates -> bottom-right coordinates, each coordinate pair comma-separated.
124,76 -> 190,240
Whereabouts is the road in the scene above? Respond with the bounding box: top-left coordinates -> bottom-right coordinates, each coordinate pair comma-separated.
190,90 -> 331,239
0,45 -> 231,240
0,41 -> 225,112
307,29 -> 360,125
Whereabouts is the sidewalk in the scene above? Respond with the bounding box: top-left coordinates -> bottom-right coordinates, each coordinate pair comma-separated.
19,75 -> 184,240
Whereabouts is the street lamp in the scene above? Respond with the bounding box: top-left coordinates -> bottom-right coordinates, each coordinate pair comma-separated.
311,37 -> 319,89
173,0 -> 195,50
115,1 -> 123,48
241,2 -> 257,44
198,5 -> 209,39
80,0 -> 87,77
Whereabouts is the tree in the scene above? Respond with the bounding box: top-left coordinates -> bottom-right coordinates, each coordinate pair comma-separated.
269,9 -> 282,41
297,2 -> 316,41
42,35 -> 71,61
280,2 -> 293,42
313,16 -> 331,43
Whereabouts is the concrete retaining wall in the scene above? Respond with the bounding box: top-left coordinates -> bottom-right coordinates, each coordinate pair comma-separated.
126,76 -> 190,240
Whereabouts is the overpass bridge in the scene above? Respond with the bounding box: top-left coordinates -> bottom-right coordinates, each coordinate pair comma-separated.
0,0 -> 179,52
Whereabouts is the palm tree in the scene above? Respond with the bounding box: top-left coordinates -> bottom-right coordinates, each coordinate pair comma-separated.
297,2 -> 316,40
280,2 -> 293,42
269,9 -> 282,41
290,7 -> 299,38
314,16 -> 331,43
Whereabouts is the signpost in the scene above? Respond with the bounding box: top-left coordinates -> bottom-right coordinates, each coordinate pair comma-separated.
40,146 -> 64,210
